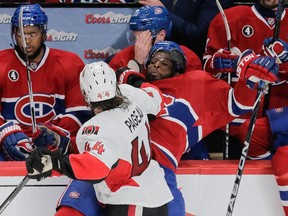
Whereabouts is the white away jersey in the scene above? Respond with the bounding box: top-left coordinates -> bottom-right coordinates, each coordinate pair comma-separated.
73,84 -> 172,207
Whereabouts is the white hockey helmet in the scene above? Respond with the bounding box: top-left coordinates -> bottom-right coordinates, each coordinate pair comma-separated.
80,61 -> 117,103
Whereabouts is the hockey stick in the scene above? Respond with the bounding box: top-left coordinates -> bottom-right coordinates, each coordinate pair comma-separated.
19,6 -> 37,134
262,0 -> 286,116
273,0 -> 286,42
226,81 -> 266,216
216,0 -> 231,160
215,0 -> 231,50
0,175 -> 29,214
0,6 -> 38,214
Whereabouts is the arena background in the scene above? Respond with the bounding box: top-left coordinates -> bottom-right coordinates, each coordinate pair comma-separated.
0,2 -> 285,216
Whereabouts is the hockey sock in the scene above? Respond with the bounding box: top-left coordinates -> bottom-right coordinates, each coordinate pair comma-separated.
54,206 -> 84,216
272,146 -> 288,215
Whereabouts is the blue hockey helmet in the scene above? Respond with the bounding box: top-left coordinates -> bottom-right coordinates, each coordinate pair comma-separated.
145,40 -> 187,74
129,6 -> 172,38
11,4 -> 48,33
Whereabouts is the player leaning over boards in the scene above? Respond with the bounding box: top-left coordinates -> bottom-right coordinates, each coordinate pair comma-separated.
26,61 -> 173,216
116,40 -> 280,215
28,40 -> 280,216
0,4 -> 91,161
109,5 -> 210,161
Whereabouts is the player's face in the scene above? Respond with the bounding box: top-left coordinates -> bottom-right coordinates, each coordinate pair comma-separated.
259,0 -> 278,9
15,25 -> 45,61
146,51 -> 174,81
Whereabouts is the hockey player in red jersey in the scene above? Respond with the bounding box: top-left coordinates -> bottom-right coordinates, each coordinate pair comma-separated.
26,61 -> 173,216
26,41 -> 279,216
203,1 -> 288,214
116,40 -> 279,215
108,5 -> 202,73
110,5 -> 208,161
0,4 -> 91,161
203,0 -> 288,136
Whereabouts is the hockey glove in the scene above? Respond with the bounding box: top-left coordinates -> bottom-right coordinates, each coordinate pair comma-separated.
211,48 -> 240,72
204,47 -> 241,75
234,49 -> 279,89
116,67 -> 146,88
0,122 -> 34,161
26,147 -> 63,181
262,37 -> 288,64
33,123 -> 70,155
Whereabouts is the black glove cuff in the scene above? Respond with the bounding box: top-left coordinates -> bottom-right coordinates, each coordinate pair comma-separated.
128,75 -> 146,88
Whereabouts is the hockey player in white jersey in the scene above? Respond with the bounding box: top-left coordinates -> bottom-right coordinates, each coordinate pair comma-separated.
26,61 -> 173,216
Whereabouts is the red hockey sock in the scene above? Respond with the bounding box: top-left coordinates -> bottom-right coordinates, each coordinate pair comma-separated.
272,146 -> 288,216
54,206 -> 84,216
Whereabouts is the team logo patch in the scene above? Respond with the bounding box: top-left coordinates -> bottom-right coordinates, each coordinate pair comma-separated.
8,70 -> 19,82
29,62 -> 38,70
154,7 -> 163,14
69,192 -> 80,199
242,25 -> 254,38
82,125 -> 99,135
267,18 -> 275,27
274,107 -> 283,113
15,94 -> 56,125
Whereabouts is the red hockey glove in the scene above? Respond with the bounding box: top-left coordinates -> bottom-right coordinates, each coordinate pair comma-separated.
204,47 -> 240,74
116,67 -> 146,87
0,122 -> 34,161
33,123 -> 70,155
262,37 -> 288,64
234,49 -> 279,89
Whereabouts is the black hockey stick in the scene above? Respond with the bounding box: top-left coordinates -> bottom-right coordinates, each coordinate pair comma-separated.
273,0 -> 286,42
226,81 -> 266,216
0,6 -> 38,214
262,0 -> 286,116
216,0 -> 231,159
19,7 -> 37,134
0,175 -> 29,214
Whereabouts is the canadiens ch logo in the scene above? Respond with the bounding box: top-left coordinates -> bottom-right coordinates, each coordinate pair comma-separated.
242,25 -> 254,38
15,94 -> 56,125
274,107 -> 283,113
69,192 -> 80,199
8,70 -> 19,82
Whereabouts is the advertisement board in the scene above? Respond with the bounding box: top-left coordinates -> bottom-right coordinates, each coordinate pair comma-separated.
0,7 -> 137,64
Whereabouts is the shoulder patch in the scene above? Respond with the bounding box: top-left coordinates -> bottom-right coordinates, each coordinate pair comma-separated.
82,125 -> 99,135
8,70 -> 19,82
242,25 -> 254,37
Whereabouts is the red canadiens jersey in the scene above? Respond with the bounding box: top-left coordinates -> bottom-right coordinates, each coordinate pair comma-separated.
109,44 -> 202,72
0,47 -> 90,137
149,71 -> 258,171
204,5 -> 288,124
73,84 -> 172,207
205,5 -> 288,59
